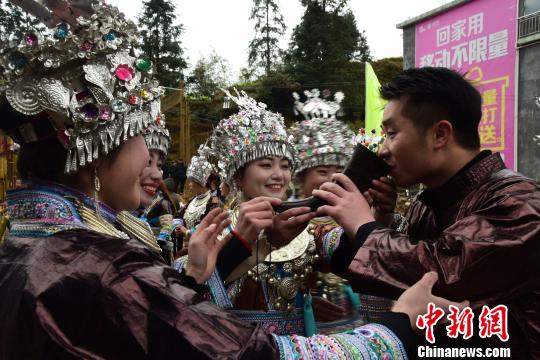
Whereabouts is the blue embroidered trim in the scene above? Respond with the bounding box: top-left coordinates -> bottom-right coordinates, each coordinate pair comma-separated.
174,256 -> 233,309
271,322 -> 409,359
231,309 -> 306,336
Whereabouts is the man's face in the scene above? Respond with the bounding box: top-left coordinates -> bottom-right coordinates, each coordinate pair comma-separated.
379,99 -> 435,188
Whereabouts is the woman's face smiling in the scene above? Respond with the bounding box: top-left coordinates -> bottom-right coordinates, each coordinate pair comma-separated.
236,156 -> 291,200
139,149 -> 163,208
98,135 -> 150,211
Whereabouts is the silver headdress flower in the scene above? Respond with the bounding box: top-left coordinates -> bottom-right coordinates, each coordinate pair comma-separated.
290,89 -> 355,176
144,113 -> 170,156
186,153 -> 214,187
208,89 -> 295,182
0,0 -> 161,174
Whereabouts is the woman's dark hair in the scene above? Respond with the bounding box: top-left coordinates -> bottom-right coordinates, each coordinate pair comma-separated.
17,139 -> 67,181
380,67 -> 482,150
1,96 -> 67,181
158,181 -> 177,214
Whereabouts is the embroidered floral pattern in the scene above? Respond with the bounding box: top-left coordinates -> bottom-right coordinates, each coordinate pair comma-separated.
272,323 -> 407,360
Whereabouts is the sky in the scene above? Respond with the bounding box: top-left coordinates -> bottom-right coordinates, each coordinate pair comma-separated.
108,0 -> 453,80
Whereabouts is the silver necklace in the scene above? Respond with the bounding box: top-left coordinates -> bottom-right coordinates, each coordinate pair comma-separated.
184,191 -> 212,229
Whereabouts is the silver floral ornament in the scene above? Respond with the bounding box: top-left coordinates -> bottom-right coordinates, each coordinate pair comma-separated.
37,78 -> 71,115
84,62 -> 114,99
111,99 -> 128,113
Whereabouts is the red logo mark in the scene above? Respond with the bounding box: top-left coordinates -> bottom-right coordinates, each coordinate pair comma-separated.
416,302 -> 445,343
446,304 -> 474,340
478,304 -> 509,342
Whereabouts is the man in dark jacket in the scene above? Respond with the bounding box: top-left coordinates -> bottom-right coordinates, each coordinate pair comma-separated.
314,67 -> 540,358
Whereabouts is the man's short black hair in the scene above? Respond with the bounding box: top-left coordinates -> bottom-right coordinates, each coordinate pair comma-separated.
380,67 -> 482,150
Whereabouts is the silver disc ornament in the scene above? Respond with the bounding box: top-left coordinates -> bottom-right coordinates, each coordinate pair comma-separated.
5,78 -> 42,115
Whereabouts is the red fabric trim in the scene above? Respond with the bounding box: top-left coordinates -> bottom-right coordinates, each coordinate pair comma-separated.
230,229 -> 252,253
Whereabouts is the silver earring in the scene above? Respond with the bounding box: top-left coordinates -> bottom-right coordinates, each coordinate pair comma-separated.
94,167 -> 102,220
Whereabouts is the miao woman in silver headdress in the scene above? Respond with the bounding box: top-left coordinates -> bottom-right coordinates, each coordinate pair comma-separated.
136,116 -> 179,263
175,89 -> 321,337
175,152 -> 220,255
290,89 -> 395,332
0,1 -> 268,356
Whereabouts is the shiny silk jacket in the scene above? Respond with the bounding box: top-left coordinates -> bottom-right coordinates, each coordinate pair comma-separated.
0,230 -> 277,359
346,152 -> 540,357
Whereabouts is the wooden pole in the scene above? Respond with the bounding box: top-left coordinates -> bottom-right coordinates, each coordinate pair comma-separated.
178,81 -> 184,161
185,89 -> 191,160
178,81 -> 191,162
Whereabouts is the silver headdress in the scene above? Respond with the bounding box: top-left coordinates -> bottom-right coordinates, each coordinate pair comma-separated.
290,89 -> 355,176
144,113 -> 170,156
0,0 -> 161,174
208,89 -> 295,182
186,153 -> 213,187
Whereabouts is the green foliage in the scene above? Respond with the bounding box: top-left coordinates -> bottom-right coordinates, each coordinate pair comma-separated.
248,0 -> 286,75
232,1 -> 404,129
187,50 -> 231,98
230,57 -> 403,129
238,66 -> 258,83
251,69 -> 300,122
189,97 -> 224,126
299,0 -> 348,13
138,0 -> 187,88
184,52 -> 232,130
371,57 -> 404,85
0,0 -> 44,41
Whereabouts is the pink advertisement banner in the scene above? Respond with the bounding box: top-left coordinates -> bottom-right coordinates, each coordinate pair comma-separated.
415,0 -> 517,169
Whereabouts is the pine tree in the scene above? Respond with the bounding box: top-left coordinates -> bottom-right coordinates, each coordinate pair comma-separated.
138,0 -> 187,88
287,0 -> 371,84
248,0 -> 286,75
285,0 -> 371,122
300,0 -> 347,13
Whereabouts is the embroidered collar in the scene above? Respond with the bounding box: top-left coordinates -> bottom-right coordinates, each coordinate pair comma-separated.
7,182 -> 118,237
418,151 -> 506,209
7,182 -> 161,252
